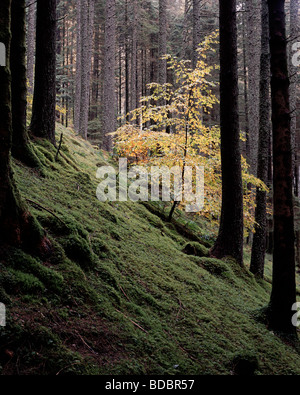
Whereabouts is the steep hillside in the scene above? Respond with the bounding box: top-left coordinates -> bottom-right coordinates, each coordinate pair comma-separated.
0,124 -> 299,375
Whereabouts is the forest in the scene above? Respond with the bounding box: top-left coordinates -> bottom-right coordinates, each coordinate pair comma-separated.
0,0 -> 300,377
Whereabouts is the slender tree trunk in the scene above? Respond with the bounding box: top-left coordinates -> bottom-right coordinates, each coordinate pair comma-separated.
91,21 -> 100,121
125,0 -> 130,120
267,0 -> 296,335
103,0 -> 116,151
29,0 -> 57,146
79,0 -> 94,140
192,0 -> 201,68
74,0 -> 82,134
158,0 -> 167,86
289,0 -> 299,197
242,8 -> 250,162
26,0 -> 35,96
210,0 -> 244,266
131,0 -> 137,113
245,0 -> 261,176
250,0 -> 271,278
182,0 -> 190,60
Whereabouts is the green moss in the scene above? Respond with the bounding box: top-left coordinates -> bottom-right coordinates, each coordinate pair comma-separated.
5,122 -> 300,376
182,241 -> 209,257
3,249 -> 64,294
59,235 -> 98,270
4,269 -> 45,294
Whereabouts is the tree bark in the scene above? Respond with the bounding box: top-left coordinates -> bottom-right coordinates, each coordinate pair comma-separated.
131,0 -> 137,113
250,0 -> 271,278
210,0 -> 244,266
103,0 -> 116,151
267,0 -> 296,335
26,0 -> 35,96
79,0 -> 94,140
0,0 -> 44,252
289,0 -> 299,197
10,0 -> 39,167
74,0 -> 82,134
245,0 -> 261,176
192,0 -> 201,68
29,0 -> 57,146
158,0 -> 167,86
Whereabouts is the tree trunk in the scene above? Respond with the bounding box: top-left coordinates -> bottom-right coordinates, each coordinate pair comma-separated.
245,0 -> 261,177
192,0 -> 201,68
81,0 -> 94,140
103,0 -> 116,151
289,0 -> 299,197
158,0 -> 167,86
250,0 -> 271,278
131,0 -> 137,113
0,0 -> 44,252
74,0 -> 82,134
26,0 -> 35,96
210,0 -> 244,266
29,0 -> 57,146
10,0 -> 39,167
182,0 -> 190,60
125,0 -> 130,120
242,8 -> 250,163
267,0 -> 296,335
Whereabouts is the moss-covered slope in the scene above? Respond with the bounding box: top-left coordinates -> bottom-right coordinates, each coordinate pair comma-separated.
0,124 -> 299,375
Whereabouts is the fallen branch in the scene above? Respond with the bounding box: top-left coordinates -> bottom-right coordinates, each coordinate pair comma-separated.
26,198 -> 66,226
118,284 -> 131,302
75,330 -> 98,356
115,309 -> 148,334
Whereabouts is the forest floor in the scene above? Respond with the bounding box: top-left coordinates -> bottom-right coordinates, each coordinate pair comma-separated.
0,124 -> 299,375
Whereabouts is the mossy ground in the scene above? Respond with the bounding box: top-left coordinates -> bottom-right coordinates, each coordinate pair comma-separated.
0,123 -> 299,375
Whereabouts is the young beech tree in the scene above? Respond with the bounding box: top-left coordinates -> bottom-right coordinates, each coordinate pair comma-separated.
210,0 -> 244,266
113,34 -> 266,234
267,0 -> 297,335
0,0 -> 45,252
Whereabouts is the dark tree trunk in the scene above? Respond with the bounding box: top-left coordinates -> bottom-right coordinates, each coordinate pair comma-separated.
29,0 -> 57,146
242,9 -> 250,164
289,0 -> 299,197
267,0 -> 296,335
250,0 -> 271,278
210,0 -> 244,266
245,0 -> 261,177
0,0 -> 44,252
10,0 -> 39,167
